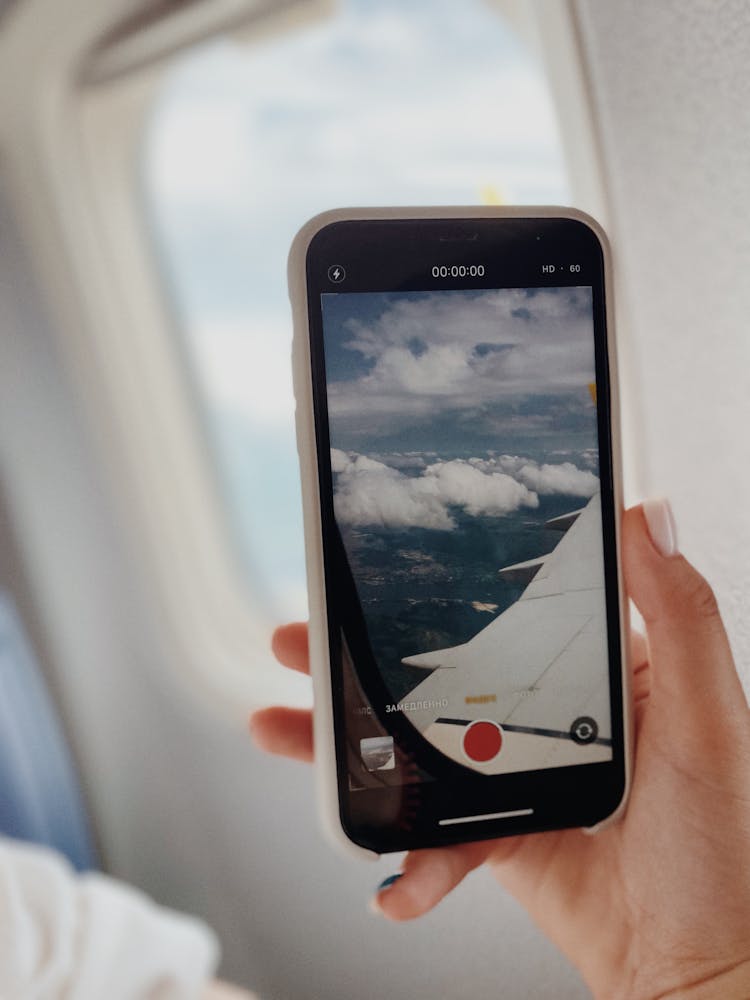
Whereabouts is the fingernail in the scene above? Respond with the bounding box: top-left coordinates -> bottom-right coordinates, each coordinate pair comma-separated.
643,498 -> 678,558
376,874 -> 403,892
368,873 -> 402,916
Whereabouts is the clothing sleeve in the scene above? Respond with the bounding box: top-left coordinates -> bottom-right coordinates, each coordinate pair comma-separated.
0,837 -> 219,999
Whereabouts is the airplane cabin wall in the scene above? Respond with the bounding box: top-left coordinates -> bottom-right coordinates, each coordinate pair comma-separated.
576,0 -> 750,686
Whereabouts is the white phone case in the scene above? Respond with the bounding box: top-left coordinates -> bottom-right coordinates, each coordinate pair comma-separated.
287,206 -> 632,858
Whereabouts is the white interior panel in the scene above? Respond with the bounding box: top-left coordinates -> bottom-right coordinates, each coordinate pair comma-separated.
575,0 -> 750,686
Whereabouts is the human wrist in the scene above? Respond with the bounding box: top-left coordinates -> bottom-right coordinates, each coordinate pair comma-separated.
657,958 -> 750,1000
590,955 -> 750,1000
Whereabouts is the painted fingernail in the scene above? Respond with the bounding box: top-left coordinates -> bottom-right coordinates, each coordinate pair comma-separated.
376,874 -> 403,892
643,498 -> 678,558
368,873 -> 403,915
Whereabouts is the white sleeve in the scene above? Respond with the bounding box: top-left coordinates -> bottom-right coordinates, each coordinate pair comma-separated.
0,837 -> 219,999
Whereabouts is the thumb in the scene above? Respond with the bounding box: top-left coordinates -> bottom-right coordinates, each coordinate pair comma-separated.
622,501 -> 742,727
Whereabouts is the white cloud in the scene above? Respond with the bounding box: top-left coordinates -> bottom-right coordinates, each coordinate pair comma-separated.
469,454 -> 599,497
332,451 -> 457,530
422,460 -> 537,516
328,289 -> 595,420
514,461 -> 599,497
330,448 -> 351,473
332,449 -> 600,531
370,452 -> 427,470
332,450 -> 539,530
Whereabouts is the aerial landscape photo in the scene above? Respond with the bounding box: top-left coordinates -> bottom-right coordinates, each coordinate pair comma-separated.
322,287 -> 601,706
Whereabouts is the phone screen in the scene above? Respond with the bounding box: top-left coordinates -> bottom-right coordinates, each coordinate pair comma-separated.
303,216 -> 626,851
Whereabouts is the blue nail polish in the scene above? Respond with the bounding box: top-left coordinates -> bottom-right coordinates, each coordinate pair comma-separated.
377,873 -> 403,892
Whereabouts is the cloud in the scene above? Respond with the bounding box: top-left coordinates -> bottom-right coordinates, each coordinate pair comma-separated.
369,452 -> 428,470
469,454 -> 600,497
326,289 -> 595,423
331,449 -> 540,530
331,450 -> 457,530
422,460 -> 538,516
514,461 -> 599,497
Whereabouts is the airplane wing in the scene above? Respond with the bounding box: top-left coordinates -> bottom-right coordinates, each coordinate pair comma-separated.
398,494 -> 613,774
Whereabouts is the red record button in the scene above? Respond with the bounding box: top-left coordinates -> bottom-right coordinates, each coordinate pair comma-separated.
462,720 -> 503,763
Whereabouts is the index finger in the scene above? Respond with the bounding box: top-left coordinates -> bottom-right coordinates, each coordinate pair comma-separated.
271,622 -> 310,675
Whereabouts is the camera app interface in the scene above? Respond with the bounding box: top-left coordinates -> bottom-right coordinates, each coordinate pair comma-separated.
321,287 -> 613,784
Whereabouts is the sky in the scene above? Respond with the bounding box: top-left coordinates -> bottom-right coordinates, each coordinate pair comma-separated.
323,288 -> 600,532
142,0 -> 569,616
322,288 -> 598,448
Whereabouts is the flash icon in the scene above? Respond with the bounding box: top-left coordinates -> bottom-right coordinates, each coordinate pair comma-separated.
328,264 -> 346,283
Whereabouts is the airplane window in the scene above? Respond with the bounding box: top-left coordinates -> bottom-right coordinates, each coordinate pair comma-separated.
141,0 -> 568,624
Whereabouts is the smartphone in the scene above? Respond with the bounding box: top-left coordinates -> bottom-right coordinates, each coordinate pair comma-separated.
289,207 -> 631,857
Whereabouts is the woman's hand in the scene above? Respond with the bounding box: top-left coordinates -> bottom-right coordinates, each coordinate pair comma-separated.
251,503 -> 750,1000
